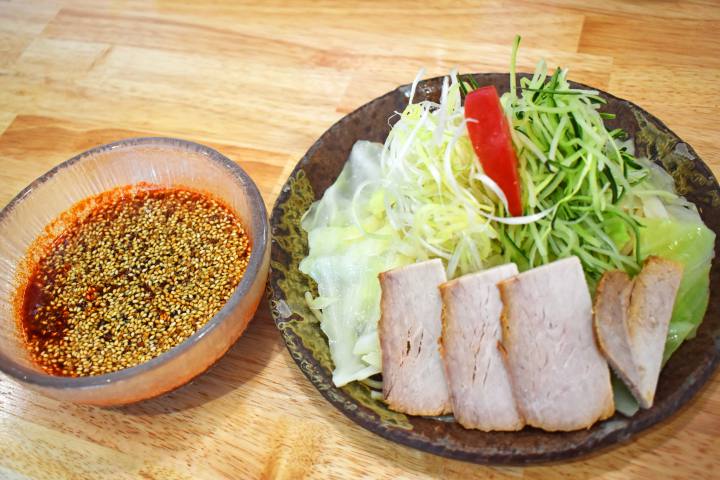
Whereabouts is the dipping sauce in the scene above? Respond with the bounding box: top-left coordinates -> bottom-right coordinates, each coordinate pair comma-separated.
19,185 -> 251,377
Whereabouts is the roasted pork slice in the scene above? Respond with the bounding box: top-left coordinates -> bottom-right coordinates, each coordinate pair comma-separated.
627,256 -> 683,408
439,263 -> 524,431
593,270 -> 640,396
499,256 -> 614,431
378,259 -> 451,415
594,257 -> 683,409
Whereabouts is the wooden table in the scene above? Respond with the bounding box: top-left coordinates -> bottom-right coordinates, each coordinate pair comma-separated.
1,1 -> 718,478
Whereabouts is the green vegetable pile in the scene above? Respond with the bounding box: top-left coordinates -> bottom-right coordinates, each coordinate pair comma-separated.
299,37 -> 715,399
498,37 -> 647,282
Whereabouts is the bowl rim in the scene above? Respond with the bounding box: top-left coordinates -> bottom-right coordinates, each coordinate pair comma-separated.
0,136 -> 269,389
268,73 -> 720,464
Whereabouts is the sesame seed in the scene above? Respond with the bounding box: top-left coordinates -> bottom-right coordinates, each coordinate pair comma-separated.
20,185 -> 251,377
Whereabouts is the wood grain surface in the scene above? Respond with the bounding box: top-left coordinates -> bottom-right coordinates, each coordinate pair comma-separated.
1,1 -> 718,478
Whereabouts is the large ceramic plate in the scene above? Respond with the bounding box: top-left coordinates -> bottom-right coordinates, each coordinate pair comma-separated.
267,73 -> 720,464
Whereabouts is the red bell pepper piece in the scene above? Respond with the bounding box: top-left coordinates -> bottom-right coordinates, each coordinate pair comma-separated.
464,86 -> 523,216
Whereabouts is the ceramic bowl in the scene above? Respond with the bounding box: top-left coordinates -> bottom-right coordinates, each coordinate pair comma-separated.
0,137 -> 270,406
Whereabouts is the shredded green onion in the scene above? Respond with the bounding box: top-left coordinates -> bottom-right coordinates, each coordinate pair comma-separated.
495,35 -> 652,285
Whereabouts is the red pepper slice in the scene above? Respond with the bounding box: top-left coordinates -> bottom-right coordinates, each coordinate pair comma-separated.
464,86 -> 523,216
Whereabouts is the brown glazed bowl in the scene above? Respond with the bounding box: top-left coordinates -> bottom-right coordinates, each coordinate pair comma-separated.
0,137 -> 270,406
268,74 -> 720,464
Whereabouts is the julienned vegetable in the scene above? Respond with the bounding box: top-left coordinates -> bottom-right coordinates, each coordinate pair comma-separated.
464,86 -> 523,216
300,38 -> 714,390
492,36 -> 649,282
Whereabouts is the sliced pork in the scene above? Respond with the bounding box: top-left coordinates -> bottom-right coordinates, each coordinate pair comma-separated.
593,270 -> 641,399
594,257 -> 683,409
627,256 -> 683,408
439,263 -> 524,431
498,256 -> 614,431
378,259 -> 451,415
